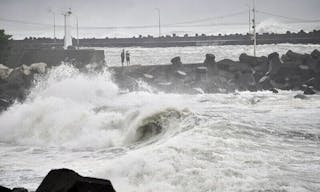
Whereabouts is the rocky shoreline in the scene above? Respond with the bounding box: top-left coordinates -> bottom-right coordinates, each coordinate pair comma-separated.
110,49 -> 320,95
0,168 -> 116,192
1,50 -> 319,113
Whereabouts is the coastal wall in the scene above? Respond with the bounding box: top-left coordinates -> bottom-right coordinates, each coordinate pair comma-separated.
110,50 -> 320,94
9,30 -> 320,48
5,48 -> 105,68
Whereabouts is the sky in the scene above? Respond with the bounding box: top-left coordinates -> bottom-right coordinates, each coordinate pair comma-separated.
1,0 -> 320,39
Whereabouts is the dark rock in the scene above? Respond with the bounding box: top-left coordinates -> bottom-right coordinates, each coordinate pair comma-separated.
239,53 -> 268,67
236,72 -> 256,90
203,54 -> 215,65
269,88 -> 279,93
267,52 -> 282,76
170,56 -> 182,66
294,94 -> 307,99
304,87 -> 316,95
217,59 -> 251,73
12,188 -> 28,192
311,49 -> 320,60
282,50 -> 306,63
36,168 -> 116,192
0,185 -> 11,192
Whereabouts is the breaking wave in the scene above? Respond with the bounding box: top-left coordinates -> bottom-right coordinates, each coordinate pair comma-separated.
0,65 -> 191,148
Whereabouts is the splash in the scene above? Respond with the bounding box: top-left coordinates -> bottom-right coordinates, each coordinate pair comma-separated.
0,64 -> 190,148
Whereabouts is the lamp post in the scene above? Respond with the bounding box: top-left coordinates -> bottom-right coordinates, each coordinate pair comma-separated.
73,14 -> 79,49
49,9 -> 56,42
245,4 -> 251,34
252,0 -> 256,57
155,8 -> 161,38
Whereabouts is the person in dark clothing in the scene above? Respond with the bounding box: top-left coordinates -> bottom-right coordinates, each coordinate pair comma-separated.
126,50 -> 130,66
121,49 -> 125,67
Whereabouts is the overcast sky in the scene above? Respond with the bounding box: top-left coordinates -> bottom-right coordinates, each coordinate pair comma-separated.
1,0 -> 320,38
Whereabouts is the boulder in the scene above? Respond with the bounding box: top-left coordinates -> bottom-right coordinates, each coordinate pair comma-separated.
217,59 -> 251,73
30,62 -> 47,74
311,49 -> 320,60
36,168 -> 116,192
294,94 -> 307,99
0,64 -> 13,80
170,56 -> 182,66
203,54 -> 215,65
239,53 -> 268,67
0,186 -> 28,192
304,86 -> 316,95
267,52 -> 282,76
0,185 -> 11,192
269,88 -> 279,93
12,188 -> 28,192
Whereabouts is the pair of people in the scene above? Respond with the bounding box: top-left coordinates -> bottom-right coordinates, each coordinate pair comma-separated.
121,49 -> 130,66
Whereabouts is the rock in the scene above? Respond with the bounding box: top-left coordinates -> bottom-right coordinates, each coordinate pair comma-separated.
203,54 -> 215,65
294,94 -> 307,99
170,56 -> 182,66
304,87 -> 316,95
237,72 -> 256,90
196,66 -> 208,73
311,49 -> 320,60
0,64 -> 13,80
282,50 -> 306,63
217,59 -> 251,73
267,52 -> 282,75
30,62 -> 47,74
0,186 -> 28,192
239,53 -> 268,67
269,88 -> 279,93
0,185 -> 11,192
12,188 -> 28,192
36,168 -> 116,192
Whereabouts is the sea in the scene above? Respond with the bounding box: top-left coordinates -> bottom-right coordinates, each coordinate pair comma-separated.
0,44 -> 320,192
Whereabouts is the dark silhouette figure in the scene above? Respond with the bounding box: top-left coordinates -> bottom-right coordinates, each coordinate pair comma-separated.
121,49 -> 125,67
126,50 -> 130,66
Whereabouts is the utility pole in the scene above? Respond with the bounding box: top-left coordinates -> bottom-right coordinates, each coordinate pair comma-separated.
155,8 -> 161,38
252,0 -> 257,57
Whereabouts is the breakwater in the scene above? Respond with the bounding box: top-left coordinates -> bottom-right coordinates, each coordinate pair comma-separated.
110,50 -> 320,94
1,49 -> 319,112
10,29 -> 320,48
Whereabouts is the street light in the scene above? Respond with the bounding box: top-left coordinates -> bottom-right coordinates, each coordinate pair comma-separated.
48,9 -> 56,42
73,14 -> 79,49
155,8 -> 161,38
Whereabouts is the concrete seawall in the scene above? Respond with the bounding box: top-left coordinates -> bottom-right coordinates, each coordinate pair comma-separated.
5,48 -> 105,68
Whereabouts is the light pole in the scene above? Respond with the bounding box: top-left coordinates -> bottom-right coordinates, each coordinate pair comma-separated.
49,9 -> 56,42
73,14 -> 79,49
252,0 -> 256,57
155,8 -> 161,38
245,4 -> 251,34
63,8 -> 72,49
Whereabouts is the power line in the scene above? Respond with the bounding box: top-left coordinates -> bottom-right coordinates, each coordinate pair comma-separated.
256,10 -> 320,23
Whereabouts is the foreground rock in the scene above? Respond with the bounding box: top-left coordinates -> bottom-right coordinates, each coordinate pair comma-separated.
0,168 -> 116,192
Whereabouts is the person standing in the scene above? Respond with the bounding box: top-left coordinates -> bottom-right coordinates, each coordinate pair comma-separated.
126,50 -> 130,66
121,49 -> 125,67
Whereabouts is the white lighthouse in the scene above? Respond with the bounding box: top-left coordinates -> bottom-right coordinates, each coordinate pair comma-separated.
63,8 -> 73,49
